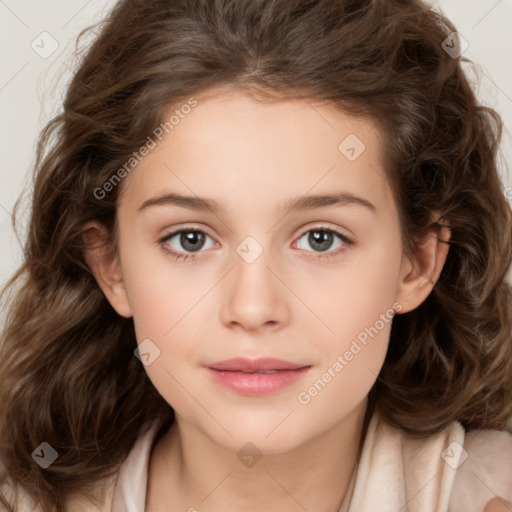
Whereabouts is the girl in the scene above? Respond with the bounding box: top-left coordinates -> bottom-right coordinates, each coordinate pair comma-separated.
1,0 -> 511,511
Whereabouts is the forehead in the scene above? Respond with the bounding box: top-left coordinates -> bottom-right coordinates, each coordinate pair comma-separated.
118,90 -> 395,221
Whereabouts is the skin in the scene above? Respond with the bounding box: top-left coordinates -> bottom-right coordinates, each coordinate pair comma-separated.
484,499 -> 512,512
84,88 -> 455,511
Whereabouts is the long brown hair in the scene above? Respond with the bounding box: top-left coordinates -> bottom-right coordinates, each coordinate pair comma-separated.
1,0 -> 511,510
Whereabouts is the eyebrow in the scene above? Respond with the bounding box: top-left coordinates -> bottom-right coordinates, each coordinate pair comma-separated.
137,191 -> 377,215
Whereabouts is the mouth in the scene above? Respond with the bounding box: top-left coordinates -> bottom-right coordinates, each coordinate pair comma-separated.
207,357 -> 309,372
205,357 -> 311,395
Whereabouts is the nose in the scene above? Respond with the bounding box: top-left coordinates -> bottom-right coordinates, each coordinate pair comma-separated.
219,243 -> 290,333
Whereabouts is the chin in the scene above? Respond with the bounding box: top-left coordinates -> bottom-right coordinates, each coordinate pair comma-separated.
207,417 -> 311,456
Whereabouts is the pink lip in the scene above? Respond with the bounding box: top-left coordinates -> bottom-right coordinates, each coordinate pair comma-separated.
205,358 -> 311,395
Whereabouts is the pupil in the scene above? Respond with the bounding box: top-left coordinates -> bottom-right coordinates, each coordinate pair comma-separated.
309,230 -> 332,252
181,231 -> 204,252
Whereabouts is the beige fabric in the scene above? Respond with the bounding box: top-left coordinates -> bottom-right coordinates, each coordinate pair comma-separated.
449,428 -> 512,511
1,410 -> 511,511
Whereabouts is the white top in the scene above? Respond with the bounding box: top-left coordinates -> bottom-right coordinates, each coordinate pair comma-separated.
2,410 -> 511,511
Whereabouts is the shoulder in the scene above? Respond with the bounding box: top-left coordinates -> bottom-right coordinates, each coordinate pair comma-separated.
449,427 -> 512,512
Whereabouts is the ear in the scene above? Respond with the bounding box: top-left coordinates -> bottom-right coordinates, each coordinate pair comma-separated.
82,220 -> 133,318
395,213 -> 451,314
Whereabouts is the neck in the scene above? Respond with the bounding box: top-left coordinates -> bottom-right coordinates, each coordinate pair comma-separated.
146,400 -> 369,512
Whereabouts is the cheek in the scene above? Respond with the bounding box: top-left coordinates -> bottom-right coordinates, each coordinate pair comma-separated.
294,253 -> 400,420
121,248 -> 206,415
120,241 -> 211,339
298,239 -> 402,350
120,241 -> 212,407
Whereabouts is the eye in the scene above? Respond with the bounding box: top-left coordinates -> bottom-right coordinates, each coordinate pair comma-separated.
294,227 -> 353,260
158,226 -> 353,262
158,228 -> 217,261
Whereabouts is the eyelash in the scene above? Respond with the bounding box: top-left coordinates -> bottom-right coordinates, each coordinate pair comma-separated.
158,226 -> 353,262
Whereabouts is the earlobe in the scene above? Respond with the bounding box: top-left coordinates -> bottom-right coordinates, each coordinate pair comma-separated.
82,220 -> 133,318
395,216 -> 451,314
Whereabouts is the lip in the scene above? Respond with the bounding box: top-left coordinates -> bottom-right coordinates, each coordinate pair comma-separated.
208,357 -> 308,372
205,358 -> 311,395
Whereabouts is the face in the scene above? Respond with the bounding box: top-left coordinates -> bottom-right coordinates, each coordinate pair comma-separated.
94,89 -> 436,454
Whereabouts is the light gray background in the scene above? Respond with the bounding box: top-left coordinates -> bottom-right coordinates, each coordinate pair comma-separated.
1,1 -> 511,293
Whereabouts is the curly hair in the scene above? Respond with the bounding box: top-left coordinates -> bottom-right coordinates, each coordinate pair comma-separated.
1,0 -> 511,510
